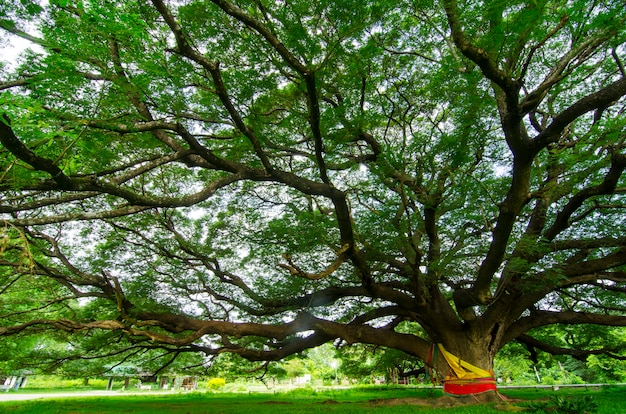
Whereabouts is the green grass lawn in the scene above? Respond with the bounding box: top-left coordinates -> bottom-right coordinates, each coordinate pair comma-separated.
1,386 -> 624,413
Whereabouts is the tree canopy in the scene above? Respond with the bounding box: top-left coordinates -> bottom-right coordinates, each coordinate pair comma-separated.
1,0 -> 625,379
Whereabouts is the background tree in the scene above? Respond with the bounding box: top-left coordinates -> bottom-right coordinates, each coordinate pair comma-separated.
1,0 -> 625,392
337,343 -> 426,384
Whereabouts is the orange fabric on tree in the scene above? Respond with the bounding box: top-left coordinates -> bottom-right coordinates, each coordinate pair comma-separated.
434,343 -> 497,396
443,377 -> 497,395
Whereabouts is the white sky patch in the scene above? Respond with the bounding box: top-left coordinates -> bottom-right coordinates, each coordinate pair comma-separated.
494,164 -> 510,177
2,36 -> 28,67
2,28 -> 45,71
186,208 -> 206,220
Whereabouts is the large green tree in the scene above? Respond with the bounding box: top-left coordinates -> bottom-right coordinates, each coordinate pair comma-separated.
1,0 -> 625,388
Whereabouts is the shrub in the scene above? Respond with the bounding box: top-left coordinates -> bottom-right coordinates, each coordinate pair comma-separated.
207,377 -> 226,390
527,395 -> 598,414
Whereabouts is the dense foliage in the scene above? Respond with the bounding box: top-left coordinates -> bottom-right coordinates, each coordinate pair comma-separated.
1,0 -> 625,378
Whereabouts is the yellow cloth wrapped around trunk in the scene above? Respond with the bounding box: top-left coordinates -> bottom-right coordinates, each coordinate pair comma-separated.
437,343 -> 493,380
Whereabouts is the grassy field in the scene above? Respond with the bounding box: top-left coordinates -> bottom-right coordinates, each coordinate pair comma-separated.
1,386 -> 624,413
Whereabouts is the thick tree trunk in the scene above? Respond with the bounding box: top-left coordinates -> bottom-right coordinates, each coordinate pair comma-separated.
427,326 -> 501,396
443,338 -> 495,372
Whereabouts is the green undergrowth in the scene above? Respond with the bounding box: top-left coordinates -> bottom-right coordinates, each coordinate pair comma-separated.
1,386 -> 624,413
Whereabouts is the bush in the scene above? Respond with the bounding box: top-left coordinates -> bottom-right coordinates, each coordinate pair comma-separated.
527,395 -> 598,414
22,375 -> 109,389
207,377 -> 226,390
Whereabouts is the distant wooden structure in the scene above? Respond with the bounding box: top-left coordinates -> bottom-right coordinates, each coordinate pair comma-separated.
0,376 -> 24,392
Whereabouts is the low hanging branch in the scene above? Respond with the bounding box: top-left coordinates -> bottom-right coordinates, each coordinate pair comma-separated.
0,114 -> 74,189
517,333 -> 626,361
